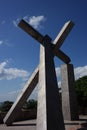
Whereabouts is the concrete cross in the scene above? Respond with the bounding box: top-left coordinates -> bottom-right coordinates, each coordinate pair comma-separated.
18,19 -> 73,63
4,19 -> 74,129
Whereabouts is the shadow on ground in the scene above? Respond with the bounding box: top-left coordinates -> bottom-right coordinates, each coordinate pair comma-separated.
65,116 -> 87,130
13,123 -> 36,126
77,122 -> 87,130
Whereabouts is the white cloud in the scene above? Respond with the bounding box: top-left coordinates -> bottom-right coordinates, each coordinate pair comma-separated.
13,18 -> 20,27
1,65 -> 87,101
28,16 -> 45,29
55,65 -> 87,89
0,61 -> 29,80
74,65 -> 87,80
55,67 -> 61,79
13,15 -> 46,29
58,81 -> 61,88
0,40 -> 12,46
13,20 -> 17,27
0,40 -> 3,45
0,61 -> 7,69
56,65 -> 87,81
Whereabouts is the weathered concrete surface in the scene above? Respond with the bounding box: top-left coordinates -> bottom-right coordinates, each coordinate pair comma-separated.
37,35 -> 65,130
4,67 -> 39,125
53,21 -> 74,48
18,19 -> 44,45
18,19 -> 74,63
5,19 -> 75,129
61,64 -> 79,120
19,20 -> 74,49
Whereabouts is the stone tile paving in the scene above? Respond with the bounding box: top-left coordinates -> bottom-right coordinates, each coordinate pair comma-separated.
0,115 -> 87,130
65,115 -> 87,130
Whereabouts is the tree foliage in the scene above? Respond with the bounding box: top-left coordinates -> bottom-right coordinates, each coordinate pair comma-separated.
75,76 -> 87,96
75,76 -> 87,107
0,99 -> 37,112
23,99 -> 37,110
0,101 -> 13,112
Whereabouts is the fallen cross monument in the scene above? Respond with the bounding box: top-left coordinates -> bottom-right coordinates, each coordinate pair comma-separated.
4,19 -> 78,130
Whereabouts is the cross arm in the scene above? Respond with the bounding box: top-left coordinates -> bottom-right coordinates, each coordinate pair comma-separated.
54,49 -> 71,63
18,19 -> 44,44
18,19 -> 72,64
52,21 -> 74,63
53,21 -> 74,49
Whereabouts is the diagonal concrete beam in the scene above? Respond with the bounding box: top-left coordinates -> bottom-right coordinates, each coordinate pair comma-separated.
18,19 -> 44,44
4,66 -> 39,126
53,21 -> 74,48
52,21 -> 74,63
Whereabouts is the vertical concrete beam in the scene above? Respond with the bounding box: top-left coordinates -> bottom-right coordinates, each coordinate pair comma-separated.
37,35 -> 65,130
4,67 -> 39,125
61,64 -> 79,120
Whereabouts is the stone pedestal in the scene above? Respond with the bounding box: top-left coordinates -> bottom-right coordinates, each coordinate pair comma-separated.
61,64 -> 79,120
37,36 -> 65,130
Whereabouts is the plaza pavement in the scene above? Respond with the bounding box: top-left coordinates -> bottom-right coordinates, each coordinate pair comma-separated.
0,115 -> 87,130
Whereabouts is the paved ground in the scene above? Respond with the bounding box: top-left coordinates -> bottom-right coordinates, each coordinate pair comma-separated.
0,115 -> 87,130
65,115 -> 87,130
0,120 -> 36,130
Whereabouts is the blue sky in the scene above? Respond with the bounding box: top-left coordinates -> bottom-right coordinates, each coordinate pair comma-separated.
0,0 -> 87,102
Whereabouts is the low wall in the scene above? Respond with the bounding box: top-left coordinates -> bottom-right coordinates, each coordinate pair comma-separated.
0,109 -> 37,124
0,107 -> 87,124
79,107 -> 87,115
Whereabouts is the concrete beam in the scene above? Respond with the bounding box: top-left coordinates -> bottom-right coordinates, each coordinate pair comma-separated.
18,19 -> 72,63
54,49 -> 71,63
37,36 -> 65,130
18,19 -> 44,44
4,66 -> 39,126
19,20 -> 74,50
61,64 -> 79,120
53,21 -> 74,49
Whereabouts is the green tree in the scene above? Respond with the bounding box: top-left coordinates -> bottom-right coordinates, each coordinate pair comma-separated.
23,99 -> 37,110
0,101 -> 13,112
75,76 -> 87,107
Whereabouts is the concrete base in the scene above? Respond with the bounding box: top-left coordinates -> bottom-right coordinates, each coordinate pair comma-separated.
37,35 -> 65,130
61,64 -> 79,120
